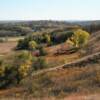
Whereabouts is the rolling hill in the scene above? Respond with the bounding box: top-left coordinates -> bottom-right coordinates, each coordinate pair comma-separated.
86,30 -> 100,54
0,21 -> 100,99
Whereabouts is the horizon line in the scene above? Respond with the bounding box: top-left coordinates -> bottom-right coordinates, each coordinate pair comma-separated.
0,19 -> 100,22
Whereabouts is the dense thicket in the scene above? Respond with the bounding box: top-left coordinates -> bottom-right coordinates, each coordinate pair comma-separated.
16,31 -> 74,50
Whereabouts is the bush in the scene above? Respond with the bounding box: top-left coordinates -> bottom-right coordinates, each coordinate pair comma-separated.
32,57 -> 47,70
29,40 -> 37,51
0,58 -> 3,66
15,51 -> 32,62
0,65 -> 19,88
0,51 -> 32,89
0,38 -> 5,43
14,51 -> 32,78
16,31 -> 75,50
44,34 -> 51,45
17,35 -> 33,50
51,31 -> 74,44
38,46 -> 47,56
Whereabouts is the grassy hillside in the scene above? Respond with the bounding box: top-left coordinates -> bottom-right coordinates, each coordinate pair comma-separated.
0,51 -> 99,99
0,21 -> 100,99
85,31 -> 100,54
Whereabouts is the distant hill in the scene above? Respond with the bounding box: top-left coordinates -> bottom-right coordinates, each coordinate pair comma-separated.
71,20 -> 100,33
0,20 -> 75,37
0,20 -> 100,36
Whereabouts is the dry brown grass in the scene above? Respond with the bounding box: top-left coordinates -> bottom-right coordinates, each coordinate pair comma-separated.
45,52 -> 80,68
17,54 -> 100,98
86,31 -> 100,54
32,64 -> 100,97
0,41 -> 17,55
44,42 -> 80,68
0,53 -> 100,99
0,30 -> 100,99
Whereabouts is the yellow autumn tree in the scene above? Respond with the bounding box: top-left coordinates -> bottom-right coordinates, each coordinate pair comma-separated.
29,40 -> 37,50
70,29 -> 90,48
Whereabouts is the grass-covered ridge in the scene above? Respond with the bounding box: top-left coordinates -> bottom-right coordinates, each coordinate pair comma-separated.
0,20 -> 100,99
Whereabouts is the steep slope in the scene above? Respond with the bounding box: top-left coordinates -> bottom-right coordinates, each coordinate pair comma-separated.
86,31 -> 100,54
19,30 -> 100,98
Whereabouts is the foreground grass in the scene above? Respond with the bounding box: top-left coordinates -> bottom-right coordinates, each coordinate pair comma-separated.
0,52 -> 99,99
19,53 -> 100,98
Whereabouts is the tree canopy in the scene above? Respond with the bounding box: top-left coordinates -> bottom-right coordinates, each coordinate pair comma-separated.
69,29 -> 90,48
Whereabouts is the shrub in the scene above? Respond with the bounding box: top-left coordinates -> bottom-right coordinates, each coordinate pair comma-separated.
32,57 -> 47,70
14,51 -> 32,78
18,63 -> 31,78
0,38 -> 5,43
16,31 -> 74,50
29,40 -> 37,51
44,34 -> 51,45
51,31 -> 74,44
16,39 -> 25,49
38,46 -> 47,56
0,65 -> 19,88
17,35 -> 33,50
0,51 -> 32,89
14,51 -> 32,64
0,59 -> 3,66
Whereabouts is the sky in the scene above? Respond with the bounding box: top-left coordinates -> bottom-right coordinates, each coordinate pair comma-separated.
0,0 -> 100,21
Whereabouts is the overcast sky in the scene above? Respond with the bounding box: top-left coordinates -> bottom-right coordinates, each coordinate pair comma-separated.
0,0 -> 100,20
